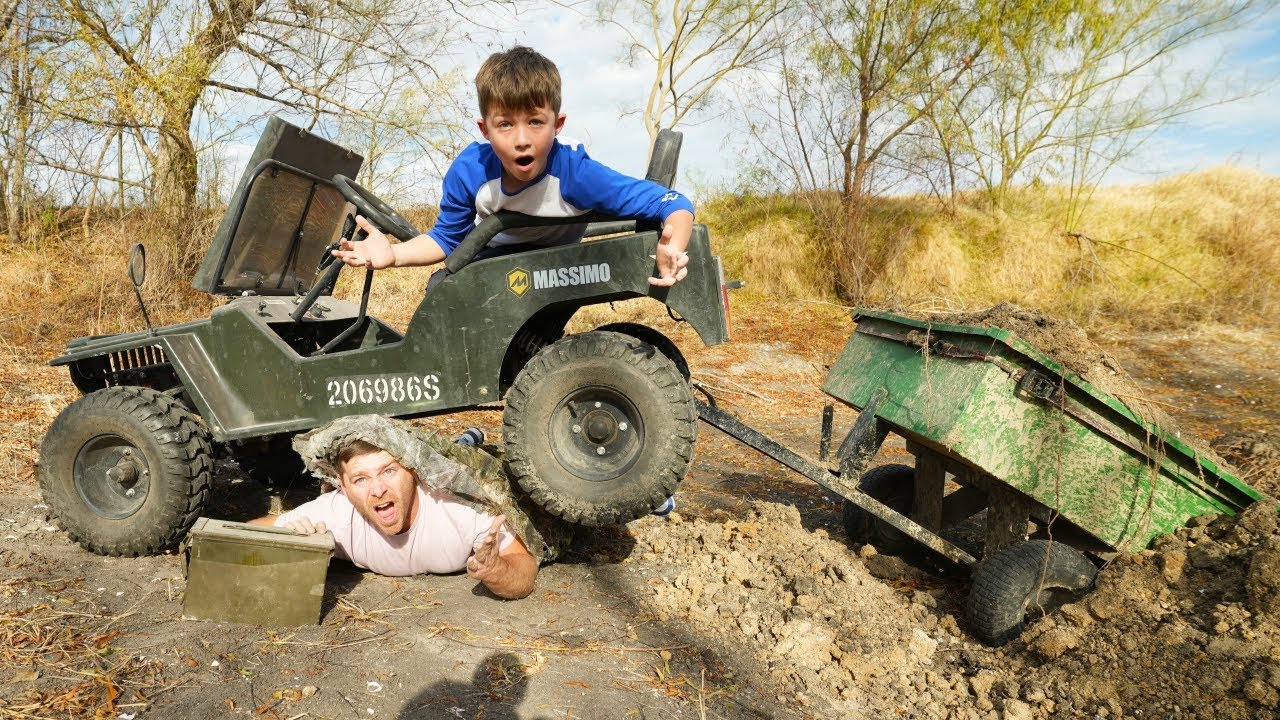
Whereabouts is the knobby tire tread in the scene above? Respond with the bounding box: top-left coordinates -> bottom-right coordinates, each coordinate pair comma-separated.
39,386 -> 212,556
503,332 -> 695,526
965,539 -> 1097,646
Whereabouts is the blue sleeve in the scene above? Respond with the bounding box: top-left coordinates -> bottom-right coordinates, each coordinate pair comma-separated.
557,146 -> 695,222
427,143 -> 490,254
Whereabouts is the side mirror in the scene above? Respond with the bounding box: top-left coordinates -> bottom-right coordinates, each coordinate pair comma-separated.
128,243 -> 154,334
128,243 -> 147,287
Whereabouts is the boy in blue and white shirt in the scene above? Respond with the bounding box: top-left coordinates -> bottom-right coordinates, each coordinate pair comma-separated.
331,46 -> 695,287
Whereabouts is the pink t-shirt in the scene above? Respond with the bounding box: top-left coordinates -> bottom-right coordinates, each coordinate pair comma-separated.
273,484 -> 514,577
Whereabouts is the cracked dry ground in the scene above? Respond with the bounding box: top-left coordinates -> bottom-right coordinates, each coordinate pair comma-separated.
1,305 -> 1278,719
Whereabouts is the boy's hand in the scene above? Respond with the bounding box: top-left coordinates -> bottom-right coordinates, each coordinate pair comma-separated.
650,210 -> 693,287
332,215 -> 397,269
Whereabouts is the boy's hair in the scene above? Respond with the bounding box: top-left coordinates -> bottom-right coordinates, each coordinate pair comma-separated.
475,46 -> 561,118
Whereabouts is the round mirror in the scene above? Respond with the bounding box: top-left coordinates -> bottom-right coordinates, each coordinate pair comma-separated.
128,243 -> 147,287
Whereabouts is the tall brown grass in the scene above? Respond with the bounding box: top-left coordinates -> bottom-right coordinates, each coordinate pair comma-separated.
704,166 -> 1280,330
2,164 -> 1275,357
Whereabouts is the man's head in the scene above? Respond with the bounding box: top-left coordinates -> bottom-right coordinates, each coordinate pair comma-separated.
334,440 -> 419,536
474,46 -> 565,190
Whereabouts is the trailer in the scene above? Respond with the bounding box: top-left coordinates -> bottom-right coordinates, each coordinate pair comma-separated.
696,309 -> 1264,645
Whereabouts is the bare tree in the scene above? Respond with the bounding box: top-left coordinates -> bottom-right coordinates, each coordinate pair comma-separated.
0,0 -> 64,243
944,0 -> 1265,212
731,0 -> 998,300
41,0 -> 469,264
593,0 -> 786,149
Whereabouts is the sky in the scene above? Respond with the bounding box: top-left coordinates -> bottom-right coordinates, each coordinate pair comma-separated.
455,3 -> 1280,195
213,3 -> 1280,204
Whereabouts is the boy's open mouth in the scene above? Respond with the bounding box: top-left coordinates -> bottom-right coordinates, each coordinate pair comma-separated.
374,501 -> 396,523
514,154 -> 535,169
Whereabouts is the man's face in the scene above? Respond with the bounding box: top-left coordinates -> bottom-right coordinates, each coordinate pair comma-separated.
337,450 -> 419,536
477,104 -> 565,191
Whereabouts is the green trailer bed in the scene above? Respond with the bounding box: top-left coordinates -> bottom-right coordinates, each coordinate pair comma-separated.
822,309 -> 1262,554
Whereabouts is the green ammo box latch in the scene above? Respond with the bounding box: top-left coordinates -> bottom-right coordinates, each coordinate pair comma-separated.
183,517 -> 335,626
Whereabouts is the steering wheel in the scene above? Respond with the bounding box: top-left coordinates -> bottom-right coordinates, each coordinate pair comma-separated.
332,175 -> 421,241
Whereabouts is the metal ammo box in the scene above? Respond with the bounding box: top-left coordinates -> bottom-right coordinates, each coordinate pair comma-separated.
183,518 -> 335,626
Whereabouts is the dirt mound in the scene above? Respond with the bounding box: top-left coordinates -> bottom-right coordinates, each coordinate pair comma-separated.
925,302 -> 1225,465
1213,431 -> 1280,498
632,500 -> 1280,719
1005,502 -> 1280,719
634,503 -> 972,718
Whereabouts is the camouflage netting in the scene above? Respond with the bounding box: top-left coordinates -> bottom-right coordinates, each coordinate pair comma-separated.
292,415 -> 573,563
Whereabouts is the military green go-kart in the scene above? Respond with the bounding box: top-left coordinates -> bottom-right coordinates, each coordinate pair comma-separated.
38,117 -> 730,556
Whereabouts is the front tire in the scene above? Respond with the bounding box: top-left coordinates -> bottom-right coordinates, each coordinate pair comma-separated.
965,539 -> 1098,646
503,331 -> 696,526
38,387 -> 213,556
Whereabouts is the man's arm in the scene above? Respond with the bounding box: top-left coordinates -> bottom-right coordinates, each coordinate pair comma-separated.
466,515 -> 538,599
248,514 -> 328,535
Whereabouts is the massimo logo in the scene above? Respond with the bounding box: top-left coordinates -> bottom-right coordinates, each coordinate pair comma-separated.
532,263 -> 612,290
506,267 -> 530,296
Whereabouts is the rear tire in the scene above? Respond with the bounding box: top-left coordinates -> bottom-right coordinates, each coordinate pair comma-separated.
965,539 -> 1098,646
842,463 -> 916,555
38,387 -> 212,556
503,331 -> 696,526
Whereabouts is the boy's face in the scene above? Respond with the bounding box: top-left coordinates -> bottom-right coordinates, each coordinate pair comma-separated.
477,104 -> 565,190
337,449 -> 419,536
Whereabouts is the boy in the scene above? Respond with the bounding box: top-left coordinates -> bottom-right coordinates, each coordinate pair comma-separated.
330,46 -> 695,287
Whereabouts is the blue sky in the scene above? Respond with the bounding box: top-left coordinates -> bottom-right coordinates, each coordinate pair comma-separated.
216,5 -> 1279,203
464,4 -> 1280,195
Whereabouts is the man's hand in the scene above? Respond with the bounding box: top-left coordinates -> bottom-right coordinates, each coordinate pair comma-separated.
466,515 -> 538,599
649,209 -> 693,287
282,517 -> 328,536
332,215 -> 397,269
466,515 -> 507,581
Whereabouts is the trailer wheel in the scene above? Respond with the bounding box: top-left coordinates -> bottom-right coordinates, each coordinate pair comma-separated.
842,463 -> 916,555
965,539 -> 1098,646
503,331 -> 696,526
38,386 -> 212,556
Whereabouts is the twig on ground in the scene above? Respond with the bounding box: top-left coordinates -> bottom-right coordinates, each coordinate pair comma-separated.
692,375 -> 773,402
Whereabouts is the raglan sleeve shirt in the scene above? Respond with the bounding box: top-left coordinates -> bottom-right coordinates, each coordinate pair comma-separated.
554,143 -> 695,224
425,139 -> 695,255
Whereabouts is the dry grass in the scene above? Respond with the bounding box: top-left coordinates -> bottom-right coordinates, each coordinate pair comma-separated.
705,166 -> 1280,330
0,591 -> 179,719
0,166 -> 1272,475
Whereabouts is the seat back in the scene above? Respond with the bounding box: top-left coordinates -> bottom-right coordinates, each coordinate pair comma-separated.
645,128 -> 683,188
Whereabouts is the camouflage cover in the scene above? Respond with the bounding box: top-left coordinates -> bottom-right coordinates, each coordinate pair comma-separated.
292,415 -> 573,563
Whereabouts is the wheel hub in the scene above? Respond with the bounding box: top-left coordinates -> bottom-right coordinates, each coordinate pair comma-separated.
551,389 -> 643,482
583,409 -> 618,444
74,435 -> 151,519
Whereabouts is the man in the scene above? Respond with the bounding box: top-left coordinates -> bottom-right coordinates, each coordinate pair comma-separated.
250,415 -> 566,600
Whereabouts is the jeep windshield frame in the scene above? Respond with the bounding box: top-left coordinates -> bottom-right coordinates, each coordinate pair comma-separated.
192,116 -> 364,297
204,160 -> 348,297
